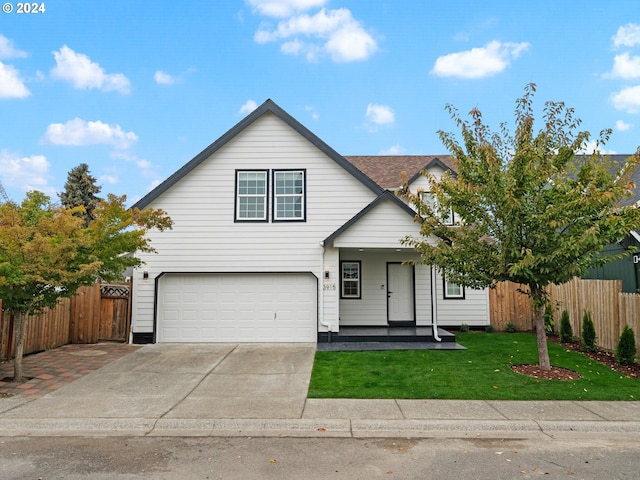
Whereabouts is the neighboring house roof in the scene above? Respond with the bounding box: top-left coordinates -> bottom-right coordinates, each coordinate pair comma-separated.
132,99 -> 384,210
344,155 -> 455,189
579,154 -> 639,207
613,154 -> 640,207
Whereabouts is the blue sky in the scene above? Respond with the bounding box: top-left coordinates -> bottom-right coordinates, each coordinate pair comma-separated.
1,0 -> 640,203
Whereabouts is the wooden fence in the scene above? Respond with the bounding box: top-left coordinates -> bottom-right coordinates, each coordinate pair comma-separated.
490,278 -> 640,351
0,282 -> 131,362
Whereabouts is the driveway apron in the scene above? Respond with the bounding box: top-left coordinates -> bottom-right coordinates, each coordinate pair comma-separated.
1,344 -> 316,420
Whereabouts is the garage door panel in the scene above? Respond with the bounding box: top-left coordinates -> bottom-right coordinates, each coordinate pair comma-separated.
157,273 -> 317,342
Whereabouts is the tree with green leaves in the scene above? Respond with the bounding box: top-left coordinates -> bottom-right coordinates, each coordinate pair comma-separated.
401,84 -> 640,370
0,191 -> 172,382
59,163 -> 102,226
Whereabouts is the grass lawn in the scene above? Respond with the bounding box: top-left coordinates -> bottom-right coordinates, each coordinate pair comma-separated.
308,332 -> 640,400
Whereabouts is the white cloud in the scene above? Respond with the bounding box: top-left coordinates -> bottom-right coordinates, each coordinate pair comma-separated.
304,105 -> 319,119
612,23 -> 640,48
616,120 -> 633,131
366,104 -> 395,126
0,35 -> 28,60
0,150 -> 51,194
578,140 -> 617,156
50,45 -> 131,94
611,85 -> 640,113
605,53 -> 640,79
0,61 -> 30,98
154,70 -> 177,85
111,151 -> 161,189
380,144 -> 405,155
431,41 -> 530,79
239,99 -> 258,115
44,118 -> 138,149
254,8 -> 377,63
246,0 -> 326,17
99,174 -> 118,185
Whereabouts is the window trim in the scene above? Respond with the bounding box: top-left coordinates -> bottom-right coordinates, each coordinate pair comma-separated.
340,260 -> 361,299
235,169 -> 269,222
272,169 -> 306,222
443,277 -> 465,299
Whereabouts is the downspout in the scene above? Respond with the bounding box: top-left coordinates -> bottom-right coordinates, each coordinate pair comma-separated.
318,242 -> 332,341
431,266 -> 442,342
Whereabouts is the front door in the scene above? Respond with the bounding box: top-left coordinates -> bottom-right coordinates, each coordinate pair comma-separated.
387,263 -> 415,324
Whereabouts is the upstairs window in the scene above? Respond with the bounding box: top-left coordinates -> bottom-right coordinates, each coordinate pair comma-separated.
236,170 -> 268,221
420,191 -> 456,225
273,170 -> 305,221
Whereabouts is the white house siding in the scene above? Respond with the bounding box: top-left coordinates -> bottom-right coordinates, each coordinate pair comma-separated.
132,112 -> 378,337
332,198 -> 422,249
433,272 -> 489,327
414,264 -> 432,326
338,250 -> 424,326
321,246 -> 340,331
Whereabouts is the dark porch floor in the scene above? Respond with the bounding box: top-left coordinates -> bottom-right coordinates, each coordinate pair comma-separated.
316,326 -> 466,351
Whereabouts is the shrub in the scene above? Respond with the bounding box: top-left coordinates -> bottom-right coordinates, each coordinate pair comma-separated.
559,310 -> 573,343
581,310 -> 597,353
505,322 -> 518,333
485,324 -> 495,333
459,323 -> 469,333
544,304 -> 555,334
616,325 -> 637,366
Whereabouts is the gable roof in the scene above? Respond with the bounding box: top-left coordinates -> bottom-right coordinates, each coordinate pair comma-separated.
323,190 -> 419,246
344,155 -> 455,189
132,99 -> 384,210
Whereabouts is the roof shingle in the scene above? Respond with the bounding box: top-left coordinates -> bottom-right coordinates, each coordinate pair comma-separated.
344,155 -> 455,189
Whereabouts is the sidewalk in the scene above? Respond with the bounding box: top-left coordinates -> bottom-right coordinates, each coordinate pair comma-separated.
0,343 -> 639,438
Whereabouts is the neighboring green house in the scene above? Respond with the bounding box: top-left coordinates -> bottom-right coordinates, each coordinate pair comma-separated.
583,154 -> 640,293
583,232 -> 640,293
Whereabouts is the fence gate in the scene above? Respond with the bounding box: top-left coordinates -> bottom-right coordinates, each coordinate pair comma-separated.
99,283 -> 131,342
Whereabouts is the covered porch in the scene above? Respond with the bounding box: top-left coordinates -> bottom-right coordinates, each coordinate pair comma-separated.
317,325 -> 464,350
317,191 -> 487,348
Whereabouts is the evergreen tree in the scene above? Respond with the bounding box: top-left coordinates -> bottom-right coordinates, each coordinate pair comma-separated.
559,310 -> 573,343
616,325 -> 637,366
59,163 -> 102,226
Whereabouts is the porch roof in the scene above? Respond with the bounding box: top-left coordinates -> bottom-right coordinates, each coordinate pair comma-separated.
323,190 -> 419,247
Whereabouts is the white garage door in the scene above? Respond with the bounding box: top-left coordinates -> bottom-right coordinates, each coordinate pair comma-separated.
157,273 -> 317,342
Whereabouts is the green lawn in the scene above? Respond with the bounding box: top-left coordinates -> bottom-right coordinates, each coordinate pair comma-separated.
308,332 -> 640,400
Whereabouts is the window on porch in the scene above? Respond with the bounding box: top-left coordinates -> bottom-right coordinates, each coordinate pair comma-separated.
443,278 -> 465,299
341,261 -> 361,299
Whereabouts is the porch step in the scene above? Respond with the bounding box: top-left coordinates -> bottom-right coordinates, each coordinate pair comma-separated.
317,326 -> 457,344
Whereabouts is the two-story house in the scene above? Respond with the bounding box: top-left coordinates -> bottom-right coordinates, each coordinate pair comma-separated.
130,100 -> 489,344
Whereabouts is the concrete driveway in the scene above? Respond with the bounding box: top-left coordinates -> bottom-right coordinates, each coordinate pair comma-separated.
1,343 -> 316,420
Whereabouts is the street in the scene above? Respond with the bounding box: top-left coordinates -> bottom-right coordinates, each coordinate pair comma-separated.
1,434 -> 638,479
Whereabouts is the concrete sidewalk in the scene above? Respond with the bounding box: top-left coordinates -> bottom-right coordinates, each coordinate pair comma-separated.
1,343 -> 639,438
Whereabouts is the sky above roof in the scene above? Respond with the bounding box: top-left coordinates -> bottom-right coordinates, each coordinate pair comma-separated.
1,0 -> 640,203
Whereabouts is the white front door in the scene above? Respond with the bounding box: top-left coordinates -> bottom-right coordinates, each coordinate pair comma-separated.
387,263 -> 415,323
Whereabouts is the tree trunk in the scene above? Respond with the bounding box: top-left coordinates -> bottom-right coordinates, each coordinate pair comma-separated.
13,312 -> 27,383
530,285 -> 551,371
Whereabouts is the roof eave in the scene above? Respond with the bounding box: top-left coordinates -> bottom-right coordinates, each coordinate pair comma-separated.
323,191 -> 418,246
132,99 -> 383,210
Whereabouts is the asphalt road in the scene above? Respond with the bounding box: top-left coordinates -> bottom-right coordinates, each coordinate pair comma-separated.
1,434 -> 639,479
